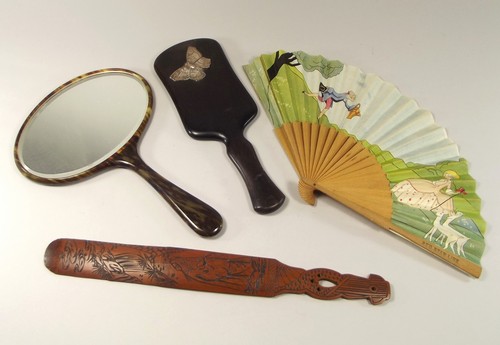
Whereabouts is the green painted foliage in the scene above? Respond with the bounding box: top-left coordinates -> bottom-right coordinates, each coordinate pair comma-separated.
294,51 -> 344,79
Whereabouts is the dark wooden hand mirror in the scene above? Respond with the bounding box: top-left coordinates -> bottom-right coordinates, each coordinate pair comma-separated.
14,68 -> 222,237
155,38 -> 285,214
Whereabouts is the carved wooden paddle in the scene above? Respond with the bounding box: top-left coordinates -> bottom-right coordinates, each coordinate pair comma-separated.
45,238 -> 391,305
154,38 -> 285,214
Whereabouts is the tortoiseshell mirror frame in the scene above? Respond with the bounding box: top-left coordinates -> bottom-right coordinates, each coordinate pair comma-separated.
14,68 -> 223,237
14,68 -> 153,184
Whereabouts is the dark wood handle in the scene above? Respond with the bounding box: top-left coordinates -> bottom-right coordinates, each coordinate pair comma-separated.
226,133 -> 285,214
44,238 -> 391,305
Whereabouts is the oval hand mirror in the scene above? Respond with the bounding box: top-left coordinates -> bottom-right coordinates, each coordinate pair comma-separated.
14,68 -> 222,237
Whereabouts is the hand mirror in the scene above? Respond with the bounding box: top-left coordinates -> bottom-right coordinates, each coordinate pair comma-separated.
14,68 -> 223,237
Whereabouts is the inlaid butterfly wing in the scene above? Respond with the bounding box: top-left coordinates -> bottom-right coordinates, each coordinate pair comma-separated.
170,46 -> 211,82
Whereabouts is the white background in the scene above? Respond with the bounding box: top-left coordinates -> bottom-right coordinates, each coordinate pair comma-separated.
1,1 -> 499,344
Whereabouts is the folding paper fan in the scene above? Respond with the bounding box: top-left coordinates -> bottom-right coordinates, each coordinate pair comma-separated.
244,51 -> 485,277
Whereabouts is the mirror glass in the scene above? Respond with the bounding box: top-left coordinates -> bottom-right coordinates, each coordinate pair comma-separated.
16,70 -> 149,179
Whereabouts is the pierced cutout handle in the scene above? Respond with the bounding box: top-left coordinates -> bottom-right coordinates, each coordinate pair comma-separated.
295,269 -> 391,305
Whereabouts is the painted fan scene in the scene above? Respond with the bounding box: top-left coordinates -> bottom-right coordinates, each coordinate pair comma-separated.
244,51 -> 485,277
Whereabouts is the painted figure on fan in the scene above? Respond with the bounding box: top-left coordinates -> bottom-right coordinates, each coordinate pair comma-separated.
304,82 -> 361,119
391,170 -> 463,215
391,170 -> 471,256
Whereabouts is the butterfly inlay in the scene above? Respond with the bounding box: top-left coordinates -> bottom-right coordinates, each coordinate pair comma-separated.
170,46 -> 211,82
